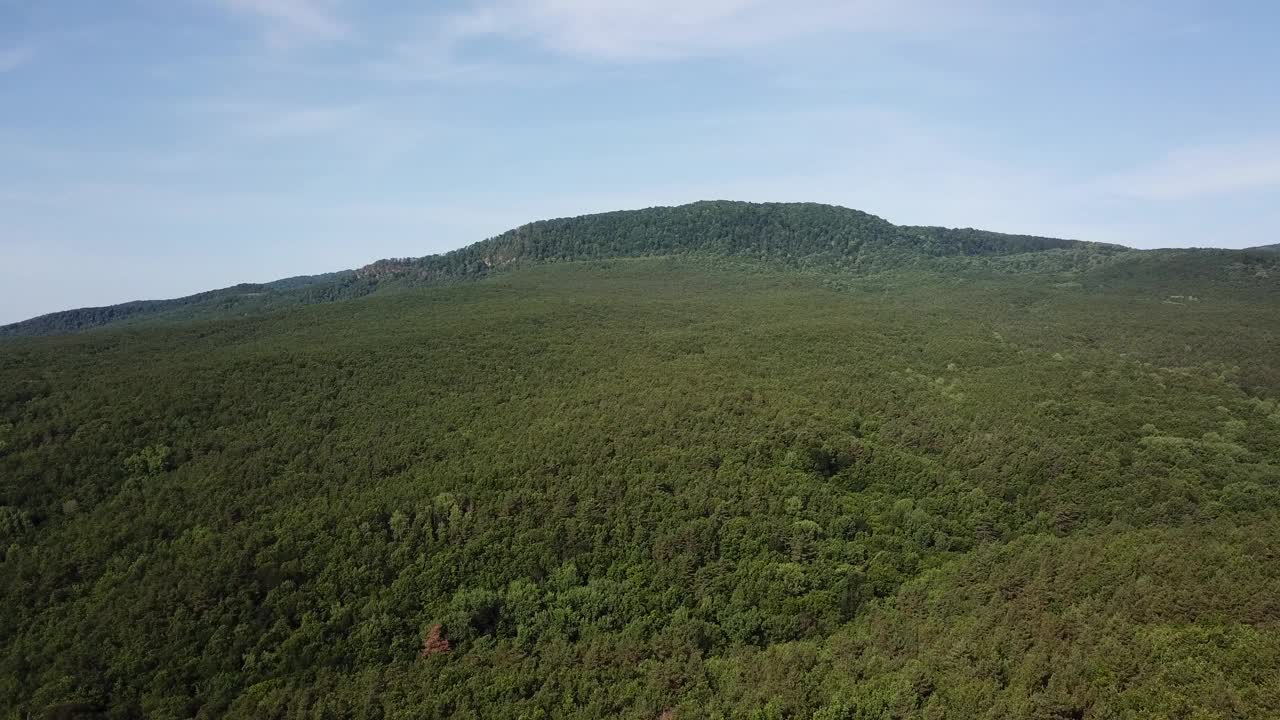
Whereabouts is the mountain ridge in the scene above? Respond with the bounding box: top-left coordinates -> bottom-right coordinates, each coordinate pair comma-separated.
5,199 -> 1275,338
351,200 -> 1110,283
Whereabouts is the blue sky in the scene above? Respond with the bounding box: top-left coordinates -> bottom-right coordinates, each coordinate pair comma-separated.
2,0 -> 1278,323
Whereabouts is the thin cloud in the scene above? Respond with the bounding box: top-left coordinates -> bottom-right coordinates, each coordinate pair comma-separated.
1097,139 -> 1280,201
215,0 -> 349,45
186,99 -> 369,139
439,0 -> 983,62
174,98 -> 428,162
0,44 -> 34,73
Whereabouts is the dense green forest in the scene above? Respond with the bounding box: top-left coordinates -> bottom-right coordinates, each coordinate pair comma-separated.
2,204 -> 1279,718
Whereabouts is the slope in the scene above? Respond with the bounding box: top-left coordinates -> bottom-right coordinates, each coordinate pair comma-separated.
355,201 -> 1107,283
2,257 -> 1278,719
2,201 -> 1128,338
0,271 -> 366,338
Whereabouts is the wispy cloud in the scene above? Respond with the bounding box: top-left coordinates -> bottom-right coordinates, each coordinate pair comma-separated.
438,0 -> 985,62
174,96 -> 429,164
0,44 -> 34,73
215,0 -> 349,45
1097,139 -> 1280,200
185,99 -> 369,139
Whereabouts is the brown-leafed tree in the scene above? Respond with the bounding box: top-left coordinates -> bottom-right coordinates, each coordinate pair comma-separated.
419,624 -> 450,658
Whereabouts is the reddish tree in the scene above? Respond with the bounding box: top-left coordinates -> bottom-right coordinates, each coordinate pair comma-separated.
419,624 -> 451,658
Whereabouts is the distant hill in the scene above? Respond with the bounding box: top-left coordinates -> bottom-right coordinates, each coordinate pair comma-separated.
4,200 -> 1277,338
0,271 -> 365,338
355,201 -> 1110,283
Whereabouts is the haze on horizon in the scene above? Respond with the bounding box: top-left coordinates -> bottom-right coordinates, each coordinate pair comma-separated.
2,0 -> 1278,324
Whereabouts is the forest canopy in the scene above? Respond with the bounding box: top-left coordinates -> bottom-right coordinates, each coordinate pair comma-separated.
2,205 -> 1279,719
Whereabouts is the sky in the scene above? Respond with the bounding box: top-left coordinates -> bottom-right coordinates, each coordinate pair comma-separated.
1,1 -> 1279,323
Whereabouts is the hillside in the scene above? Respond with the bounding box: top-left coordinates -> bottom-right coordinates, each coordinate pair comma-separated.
11,201 -> 1277,343
9,201 -> 1276,341
0,271 -> 366,338
4,228 -> 1280,718
354,201 -> 1108,283
2,201 -> 1137,338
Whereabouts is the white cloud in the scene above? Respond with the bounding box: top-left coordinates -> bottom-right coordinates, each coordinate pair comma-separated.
1096,139 -> 1280,201
439,0 -> 985,62
216,0 -> 349,45
0,44 -> 34,73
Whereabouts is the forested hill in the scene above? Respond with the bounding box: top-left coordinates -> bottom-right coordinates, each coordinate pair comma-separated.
2,202 -> 1279,719
4,255 -> 1280,718
2,201 -> 1120,338
0,271 -> 360,338
4,200 -> 1276,339
355,201 -> 1109,282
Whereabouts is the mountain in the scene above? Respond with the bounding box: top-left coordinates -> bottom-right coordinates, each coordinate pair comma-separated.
7,201 -> 1276,340
2,201 -> 1129,338
3,202 -> 1280,719
353,201 -> 1108,283
9,201 -> 1276,341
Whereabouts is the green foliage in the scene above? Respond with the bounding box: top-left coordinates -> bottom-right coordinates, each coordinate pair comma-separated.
1,254 -> 1278,718
358,201 -> 1103,283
